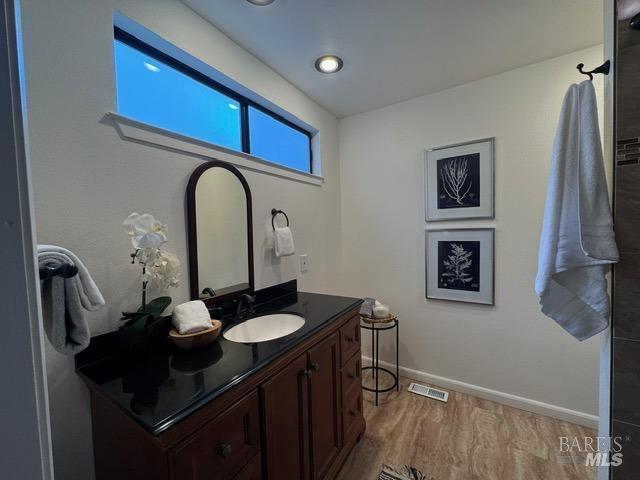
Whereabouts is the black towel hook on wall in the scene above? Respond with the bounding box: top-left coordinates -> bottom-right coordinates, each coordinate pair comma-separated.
271,208 -> 290,231
39,263 -> 78,280
576,60 -> 611,81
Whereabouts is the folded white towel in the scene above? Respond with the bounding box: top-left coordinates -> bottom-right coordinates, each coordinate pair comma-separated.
274,226 -> 295,257
535,81 -> 619,341
172,300 -> 212,335
38,244 -> 105,311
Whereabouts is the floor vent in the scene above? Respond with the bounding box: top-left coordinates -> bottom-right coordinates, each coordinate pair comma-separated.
408,382 -> 449,402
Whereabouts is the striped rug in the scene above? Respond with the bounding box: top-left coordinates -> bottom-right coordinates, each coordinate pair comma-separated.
377,464 -> 431,480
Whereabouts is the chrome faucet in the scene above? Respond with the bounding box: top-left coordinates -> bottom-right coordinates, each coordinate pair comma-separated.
233,293 -> 256,322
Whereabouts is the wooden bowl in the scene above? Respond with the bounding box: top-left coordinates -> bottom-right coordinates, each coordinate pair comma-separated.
168,320 -> 222,350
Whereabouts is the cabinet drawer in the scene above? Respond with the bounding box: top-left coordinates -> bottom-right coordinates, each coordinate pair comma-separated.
341,351 -> 362,399
342,388 -> 363,438
340,315 -> 361,365
170,392 -> 260,480
233,454 -> 262,480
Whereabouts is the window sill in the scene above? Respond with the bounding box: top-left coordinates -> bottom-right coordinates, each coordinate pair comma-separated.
106,112 -> 325,186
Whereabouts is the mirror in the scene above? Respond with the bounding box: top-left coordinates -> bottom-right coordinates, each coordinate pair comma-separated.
187,160 -> 253,302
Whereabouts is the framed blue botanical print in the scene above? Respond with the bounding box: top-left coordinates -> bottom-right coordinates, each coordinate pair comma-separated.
425,138 -> 495,221
426,228 -> 495,305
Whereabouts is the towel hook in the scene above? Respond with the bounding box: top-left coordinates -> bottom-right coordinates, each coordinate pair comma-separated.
576,60 -> 610,81
39,264 -> 78,280
271,208 -> 290,231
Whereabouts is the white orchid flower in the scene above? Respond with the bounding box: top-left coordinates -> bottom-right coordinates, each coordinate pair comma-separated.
123,213 -> 180,313
149,250 -> 181,289
123,212 -> 167,249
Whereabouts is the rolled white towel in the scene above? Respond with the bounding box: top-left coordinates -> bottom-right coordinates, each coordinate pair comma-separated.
172,300 -> 212,335
274,226 -> 295,257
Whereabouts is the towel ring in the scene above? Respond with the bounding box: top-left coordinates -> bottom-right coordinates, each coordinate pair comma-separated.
271,208 -> 290,230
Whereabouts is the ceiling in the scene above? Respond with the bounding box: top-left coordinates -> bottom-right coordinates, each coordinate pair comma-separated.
182,0 -> 603,118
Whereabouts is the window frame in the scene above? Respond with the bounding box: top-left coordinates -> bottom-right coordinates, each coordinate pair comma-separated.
114,27 -> 314,174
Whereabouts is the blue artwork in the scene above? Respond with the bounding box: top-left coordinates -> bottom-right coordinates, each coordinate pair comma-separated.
437,241 -> 480,292
436,153 -> 480,209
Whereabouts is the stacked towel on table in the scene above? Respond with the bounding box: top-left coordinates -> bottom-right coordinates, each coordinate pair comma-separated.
360,298 -> 376,317
38,244 -> 105,355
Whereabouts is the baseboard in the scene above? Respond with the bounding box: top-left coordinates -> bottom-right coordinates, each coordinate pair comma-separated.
362,356 -> 599,429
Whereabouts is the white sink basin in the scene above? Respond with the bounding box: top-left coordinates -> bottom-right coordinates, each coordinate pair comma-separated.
223,313 -> 305,343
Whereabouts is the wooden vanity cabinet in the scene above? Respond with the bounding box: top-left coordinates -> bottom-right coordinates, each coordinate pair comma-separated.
90,307 -> 364,480
169,392 -> 261,480
233,454 -> 262,480
339,315 -> 364,448
261,331 -> 356,480
307,333 -> 342,480
260,353 -> 310,480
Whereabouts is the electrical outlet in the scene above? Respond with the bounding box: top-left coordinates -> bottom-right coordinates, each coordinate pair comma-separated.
300,254 -> 309,273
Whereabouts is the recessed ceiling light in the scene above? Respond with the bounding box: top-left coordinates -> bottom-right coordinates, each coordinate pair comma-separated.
314,55 -> 344,74
246,0 -> 275,5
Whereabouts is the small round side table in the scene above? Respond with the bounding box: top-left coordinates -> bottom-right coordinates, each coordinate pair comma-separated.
360,314 -> 399,406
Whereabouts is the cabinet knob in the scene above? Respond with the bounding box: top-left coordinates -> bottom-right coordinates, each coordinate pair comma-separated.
303,369 -> 312,378
347,373 -> 355,380
217,443 -> 232,458
310,362 -> 320,372
345,336 -> 354,343
348,410 -> 357,417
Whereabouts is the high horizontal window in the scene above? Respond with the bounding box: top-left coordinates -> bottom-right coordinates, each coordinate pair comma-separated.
113,28 -> 313,174
248,106 -> 312,173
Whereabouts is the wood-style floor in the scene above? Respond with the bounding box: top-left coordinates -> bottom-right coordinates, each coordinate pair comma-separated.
337,375 -> 596,480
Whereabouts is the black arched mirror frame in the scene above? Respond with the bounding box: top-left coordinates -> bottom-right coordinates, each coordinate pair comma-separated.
186,160 -> 254,305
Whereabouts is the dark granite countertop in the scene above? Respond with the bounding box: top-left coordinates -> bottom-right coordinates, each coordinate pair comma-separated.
77,290 -> 362,436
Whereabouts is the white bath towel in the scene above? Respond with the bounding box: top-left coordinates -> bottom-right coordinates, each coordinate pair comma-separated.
535,81 -> 619,341
274,226 -> 295,257
172,300 -> 212,335
38,244 -> 105,310
38,245 -> 105,354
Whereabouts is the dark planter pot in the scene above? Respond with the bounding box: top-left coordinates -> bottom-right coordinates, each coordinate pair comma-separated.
119,316 -> 172,357
119,325 -> 153,357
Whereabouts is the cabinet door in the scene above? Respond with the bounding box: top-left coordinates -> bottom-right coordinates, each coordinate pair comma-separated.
260,353 -> 310,480
307,332 -> 342,480
170,392 -> 260,480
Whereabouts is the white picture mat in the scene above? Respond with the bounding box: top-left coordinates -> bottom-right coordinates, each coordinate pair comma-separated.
426,229 -> 495,305
425,138 -> 494,221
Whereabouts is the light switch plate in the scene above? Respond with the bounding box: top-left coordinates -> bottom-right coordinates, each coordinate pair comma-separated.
300,254 -> 309,273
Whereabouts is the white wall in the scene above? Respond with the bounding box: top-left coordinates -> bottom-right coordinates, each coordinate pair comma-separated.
339,45 -> 606,422
20,1 -> 341,478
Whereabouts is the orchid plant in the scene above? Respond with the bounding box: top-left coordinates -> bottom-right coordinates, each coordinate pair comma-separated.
120,213 -> 181,332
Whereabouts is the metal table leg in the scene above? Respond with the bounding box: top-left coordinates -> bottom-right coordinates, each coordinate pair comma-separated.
375,327 -> 380,406
396,319 -> 400,392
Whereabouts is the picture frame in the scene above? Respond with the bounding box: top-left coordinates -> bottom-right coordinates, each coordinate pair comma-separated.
425,137 -> 495,221
425,228 -> 495,305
